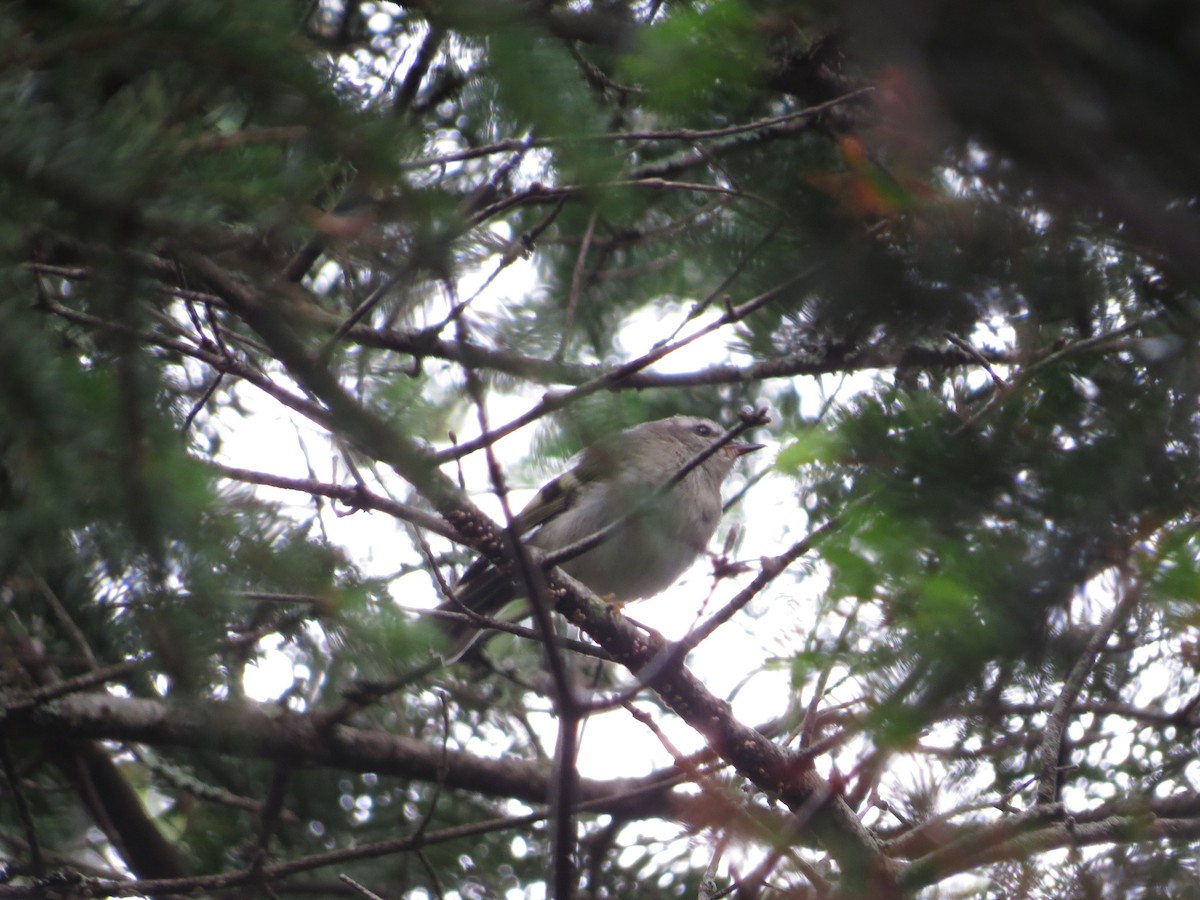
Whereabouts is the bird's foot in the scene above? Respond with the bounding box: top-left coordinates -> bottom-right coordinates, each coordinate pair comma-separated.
601,593 -> 627,614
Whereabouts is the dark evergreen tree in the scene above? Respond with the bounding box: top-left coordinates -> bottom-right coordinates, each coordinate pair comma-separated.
2,1 -> 1199,896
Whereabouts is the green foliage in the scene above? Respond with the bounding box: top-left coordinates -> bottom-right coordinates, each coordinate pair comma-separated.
2,0 -> 1200,897
622,0 -> 762,118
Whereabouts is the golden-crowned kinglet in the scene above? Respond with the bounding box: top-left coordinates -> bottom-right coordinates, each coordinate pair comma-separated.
438,415 -> 763,655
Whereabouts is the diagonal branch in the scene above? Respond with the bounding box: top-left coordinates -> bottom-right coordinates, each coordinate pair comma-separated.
212,462 -> 462,542
1035,575 -> 1143,806
428,275 -> 807,465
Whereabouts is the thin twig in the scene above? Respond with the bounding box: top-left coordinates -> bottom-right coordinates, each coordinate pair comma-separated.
4,659 -> 148,713
399,89 -> 872,170
211,463 -> 461,543
338,874 -> 385,900
29,572 -> 99,670
1035,574 -> 1143,806
557,206 -> 598,361
428,274 -> 806,465
412,693 -> 452,840
679,518 -> 839,656
0,737 -> 44,877
944,331 -> 1010,389
39,295 -> 333,430
798,609 -> 859,751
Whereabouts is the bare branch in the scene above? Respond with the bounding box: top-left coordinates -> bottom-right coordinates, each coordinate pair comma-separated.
1035,575 -> 1143,806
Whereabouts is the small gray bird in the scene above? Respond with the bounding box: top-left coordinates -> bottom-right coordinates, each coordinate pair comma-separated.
437,415 -> 764,654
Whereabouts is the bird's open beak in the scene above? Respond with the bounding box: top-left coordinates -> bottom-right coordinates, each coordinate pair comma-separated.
725,440 -> 765,458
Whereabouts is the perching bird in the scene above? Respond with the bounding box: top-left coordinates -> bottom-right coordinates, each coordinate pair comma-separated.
436,415 -> 764,656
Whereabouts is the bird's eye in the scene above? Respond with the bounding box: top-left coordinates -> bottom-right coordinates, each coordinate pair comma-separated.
693,423 -> 715,437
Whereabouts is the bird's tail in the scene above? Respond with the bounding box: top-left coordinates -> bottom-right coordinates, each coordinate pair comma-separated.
432,561 -> 520,662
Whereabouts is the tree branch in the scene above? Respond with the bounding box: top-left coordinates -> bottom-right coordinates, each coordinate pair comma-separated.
1035,575 -> 1143,806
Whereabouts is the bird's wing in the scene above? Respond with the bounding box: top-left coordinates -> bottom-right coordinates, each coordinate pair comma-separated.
441,436 -> 621,624
508,469 -> 581,533
509,435 -> 620,533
